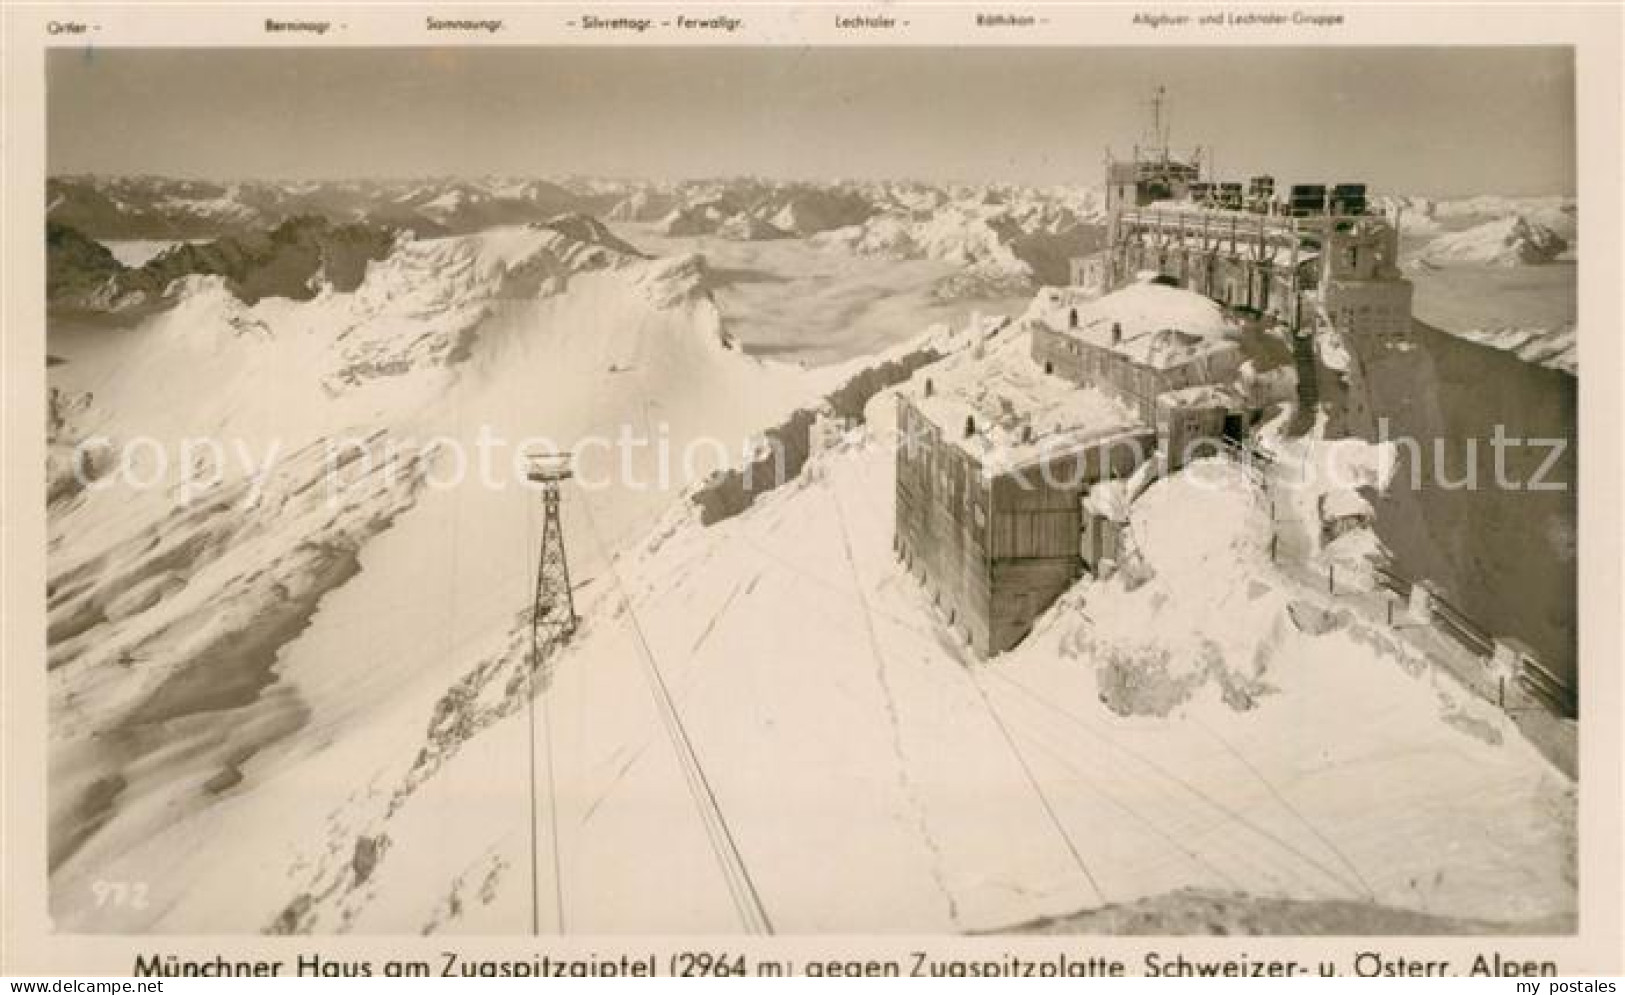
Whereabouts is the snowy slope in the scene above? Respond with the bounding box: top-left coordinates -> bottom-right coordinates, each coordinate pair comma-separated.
155,417 -> 1570,935
1444,326 -> 1577,375
46,222 -> 830,931
56,332 -> 1571,935
46,202 -> 1571,936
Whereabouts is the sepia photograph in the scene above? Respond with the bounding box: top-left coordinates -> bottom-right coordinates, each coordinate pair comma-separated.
39,43 -> 1582,942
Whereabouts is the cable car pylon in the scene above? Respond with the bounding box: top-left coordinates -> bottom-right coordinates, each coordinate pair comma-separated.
524,450 -> 577,936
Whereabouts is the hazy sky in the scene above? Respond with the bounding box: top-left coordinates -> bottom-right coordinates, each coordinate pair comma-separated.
48,47 -> 1574,195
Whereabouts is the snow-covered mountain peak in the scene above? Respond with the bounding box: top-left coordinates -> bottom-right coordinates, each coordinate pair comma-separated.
534,212 -> 647,259
628,251 -> 717,309
1419,213 -> 1570,268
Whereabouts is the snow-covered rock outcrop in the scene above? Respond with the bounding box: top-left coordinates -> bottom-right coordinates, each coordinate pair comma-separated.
48,216 -> 400,311
1449,325 -> 1577,376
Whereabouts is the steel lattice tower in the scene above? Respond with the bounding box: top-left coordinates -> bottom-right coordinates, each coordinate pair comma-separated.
523,452 -> 575,937
528,455 -> 578,661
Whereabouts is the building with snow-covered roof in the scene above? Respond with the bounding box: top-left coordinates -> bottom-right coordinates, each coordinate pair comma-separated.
893,334 -> 1154,656
896,278 -> 1285,656
1030,279 -> 1245,425
895,88 -> 1416,657
1028,278 -> 1284,472
1071,88 -> 1415,422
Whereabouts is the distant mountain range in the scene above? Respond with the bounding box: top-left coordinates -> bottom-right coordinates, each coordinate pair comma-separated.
46,176 -> 1576,321
45,174 -> 1104,244
47,176 -> 595,240
47,176 -> 1114,305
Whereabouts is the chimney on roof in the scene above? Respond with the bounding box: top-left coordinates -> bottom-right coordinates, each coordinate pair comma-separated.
1112,321 -> 1123,346
924,378 -> 934,398
964,415 -> 977,438
1069,307 -> 1079,329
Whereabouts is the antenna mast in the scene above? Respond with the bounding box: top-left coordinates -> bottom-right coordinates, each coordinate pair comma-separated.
1146,84 -> 1172,154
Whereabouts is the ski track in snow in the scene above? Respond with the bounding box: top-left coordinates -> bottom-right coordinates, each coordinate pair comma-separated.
830,478 -> 963,929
